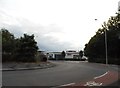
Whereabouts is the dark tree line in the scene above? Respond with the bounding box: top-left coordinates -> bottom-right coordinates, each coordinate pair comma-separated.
84,13 -> 120,65
1,28 -> 38,62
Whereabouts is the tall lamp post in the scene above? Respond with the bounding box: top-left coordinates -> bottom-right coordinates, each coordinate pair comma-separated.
95,19 -> 108,65
105,28 -> 108,65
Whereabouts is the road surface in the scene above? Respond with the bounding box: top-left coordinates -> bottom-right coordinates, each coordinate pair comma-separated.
2,61 -> 119,87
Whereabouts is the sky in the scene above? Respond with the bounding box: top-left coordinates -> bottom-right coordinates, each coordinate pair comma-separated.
0,0 -> 119,52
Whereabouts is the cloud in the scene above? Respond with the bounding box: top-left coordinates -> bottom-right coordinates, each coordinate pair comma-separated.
0,10 -> 76,51
1,0 -> 118,52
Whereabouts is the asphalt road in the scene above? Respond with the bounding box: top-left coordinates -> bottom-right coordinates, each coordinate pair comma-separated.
2,61 -> 119,87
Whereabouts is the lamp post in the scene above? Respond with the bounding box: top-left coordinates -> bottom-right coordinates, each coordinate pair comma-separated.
95,19 -> 108,65
105,28 -> 108,65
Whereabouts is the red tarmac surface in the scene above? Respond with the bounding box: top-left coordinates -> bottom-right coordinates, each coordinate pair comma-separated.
60,71 -> 119,88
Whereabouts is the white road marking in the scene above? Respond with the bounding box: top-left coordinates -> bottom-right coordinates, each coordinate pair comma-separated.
60,83 -> 75,86
84,81 -> 102,86
52,71 -> 109,87
94,71 -> 109,79
83,71 -> 109,86
51,83 -> 75,88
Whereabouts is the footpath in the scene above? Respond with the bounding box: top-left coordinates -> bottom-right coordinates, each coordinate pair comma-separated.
2,61 -> 56,71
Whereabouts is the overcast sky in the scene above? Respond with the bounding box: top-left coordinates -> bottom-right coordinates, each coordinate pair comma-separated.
0,0 -> 119,52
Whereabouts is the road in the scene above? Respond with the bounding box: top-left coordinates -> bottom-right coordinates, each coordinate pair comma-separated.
2,61 -> 119,87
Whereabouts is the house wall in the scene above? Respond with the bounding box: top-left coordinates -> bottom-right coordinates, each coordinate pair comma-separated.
48,53 -> 55,59
65,53 -> 79,59
65,53 -> 73,58
65,51 -> 79,59
48,51 -> 79,60
48,52 -> 61,59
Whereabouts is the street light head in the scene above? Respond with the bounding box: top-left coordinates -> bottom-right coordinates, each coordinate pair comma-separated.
95,19 -> 97,21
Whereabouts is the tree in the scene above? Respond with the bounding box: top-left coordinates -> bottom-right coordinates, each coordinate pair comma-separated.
79,50 -> 83,58
84,13 -> 120,65
1,28 -> 16,62
61,51 -> 66,60
1,28 -> 39,62
16,34 -> 38,62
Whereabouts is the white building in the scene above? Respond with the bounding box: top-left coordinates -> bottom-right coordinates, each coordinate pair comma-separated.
65,50 -> 79,59
48,50 -> 79,60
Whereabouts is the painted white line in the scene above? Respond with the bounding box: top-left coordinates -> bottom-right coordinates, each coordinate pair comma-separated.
84,81 -> 102,86
60,83 -> 75,86
94,71 -> 109,79
51,83 -> 76,88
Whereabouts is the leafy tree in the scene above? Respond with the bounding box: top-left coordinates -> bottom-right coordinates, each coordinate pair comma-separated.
1,28 -> 15,62
79,50 -> 83,58
61,51 -> 66,59
1,28 -> 39,62
16,34 -> 38,62
84,13 -> 120,65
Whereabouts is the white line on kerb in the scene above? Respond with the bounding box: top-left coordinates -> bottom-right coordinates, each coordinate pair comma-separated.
60,83 -> 75,86
51,83 -> 75,88
94,71 -> 109,79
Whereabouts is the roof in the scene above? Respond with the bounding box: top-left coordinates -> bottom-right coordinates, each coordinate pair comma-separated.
66,50 -> 76,52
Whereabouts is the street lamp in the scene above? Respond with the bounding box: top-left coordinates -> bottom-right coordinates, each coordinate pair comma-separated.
102,23 -> 108,65
95,19 -> 108,65
105,28 -> 108,65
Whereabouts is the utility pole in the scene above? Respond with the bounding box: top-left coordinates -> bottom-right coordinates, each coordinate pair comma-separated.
94,19 -> 108,65
105,29 -> 108,65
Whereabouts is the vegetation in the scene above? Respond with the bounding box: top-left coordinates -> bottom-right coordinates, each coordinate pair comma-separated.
2,29 -> 16,62
15,34 -> 38,62
84,13 -> 120,65
1,28 -> 38,62
61,51 -> 66,60
79,50 -> 83,58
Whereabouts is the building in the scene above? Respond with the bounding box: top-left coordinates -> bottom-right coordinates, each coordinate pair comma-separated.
48,52 -> 62,60
65,50 -> 79,59
48,50 -> 80,60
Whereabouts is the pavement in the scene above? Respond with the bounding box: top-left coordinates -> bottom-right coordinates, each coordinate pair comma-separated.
2,61 -> 56,71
